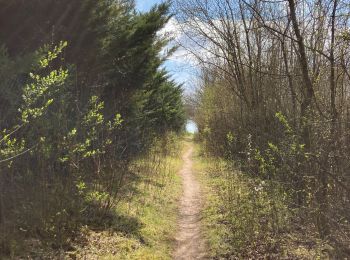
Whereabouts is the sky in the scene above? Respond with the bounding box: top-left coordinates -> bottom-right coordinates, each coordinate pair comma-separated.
186,120 -> 198,133
136,0 -> 161,12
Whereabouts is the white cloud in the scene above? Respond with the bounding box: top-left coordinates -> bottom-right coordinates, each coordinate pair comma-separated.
159,18 -> 197,65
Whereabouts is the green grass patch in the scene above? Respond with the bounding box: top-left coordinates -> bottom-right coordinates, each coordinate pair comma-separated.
111,156 -> 182,259
66,137 -> 184,259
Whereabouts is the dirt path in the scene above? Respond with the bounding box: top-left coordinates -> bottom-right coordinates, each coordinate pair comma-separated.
173,143 -> 206,260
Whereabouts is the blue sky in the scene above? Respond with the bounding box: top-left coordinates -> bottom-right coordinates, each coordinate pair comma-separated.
186,120 -> 198,133
136,0 -> 162,12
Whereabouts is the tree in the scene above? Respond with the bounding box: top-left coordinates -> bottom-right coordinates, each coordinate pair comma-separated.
175,0 -> 350,255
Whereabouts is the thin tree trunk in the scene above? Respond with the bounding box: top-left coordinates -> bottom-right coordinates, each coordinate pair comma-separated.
288,0 -> 315,206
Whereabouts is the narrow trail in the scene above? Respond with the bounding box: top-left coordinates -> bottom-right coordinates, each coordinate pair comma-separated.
174,142 -> 206,260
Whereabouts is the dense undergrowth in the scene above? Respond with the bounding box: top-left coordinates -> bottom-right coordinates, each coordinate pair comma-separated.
11,134 -> 182,259
66,134 -> 183,259
194,143 -> 339,259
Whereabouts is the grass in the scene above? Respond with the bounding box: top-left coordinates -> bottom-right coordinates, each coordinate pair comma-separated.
192,143 -> 235,258
66,137 -> 184,259
112,156 -> 182,259
192,142 -> 329,259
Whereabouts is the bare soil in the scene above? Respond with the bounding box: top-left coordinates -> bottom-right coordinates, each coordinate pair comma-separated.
173,143 -> 207,260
